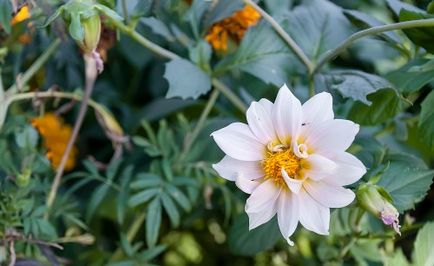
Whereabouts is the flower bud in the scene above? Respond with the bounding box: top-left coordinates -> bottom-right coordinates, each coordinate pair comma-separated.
357,183 -> 401,235
16,167 -> 31,187
80,13 -> 101,54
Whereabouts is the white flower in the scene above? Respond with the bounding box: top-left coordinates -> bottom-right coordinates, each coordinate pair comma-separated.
211,84 -> 366,245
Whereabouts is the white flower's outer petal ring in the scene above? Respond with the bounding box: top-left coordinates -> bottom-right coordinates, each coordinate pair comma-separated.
302,92 -> 334,125
235,175 -> 260,194
258,98 -> 273,114
247,200 -> 278,230
298,190 -> 330,235
213,156 -> 263,181
246,101 -> 277,144
211,122 -> 265,161
302,154 -> 337,181
324,152 -> 367,186
277,190 -> 299,245
245,179 -> 280,214
304,180 -> 355,208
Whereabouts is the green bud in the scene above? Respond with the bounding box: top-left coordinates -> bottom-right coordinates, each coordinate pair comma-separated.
356,183 -> 401,235
16,167 -> 31,187
80,13 -> 101,53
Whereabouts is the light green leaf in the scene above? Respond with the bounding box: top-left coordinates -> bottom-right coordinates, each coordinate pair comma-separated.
146,197 -> 162,247
419,90 -> 434,150
376,157 -> 434,212
69,12 -> 84,41
164,58 -> 211,100
413,222 -> 434,266
348,88 -> 402,125
383,248 -> 410,266
386,59 -> 434,93
161,193 -> 180,227
228,213 -> 281,256
94,4 -> 123,21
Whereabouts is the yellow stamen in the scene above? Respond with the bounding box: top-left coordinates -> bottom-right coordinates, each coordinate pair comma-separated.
262,147 -> 301,186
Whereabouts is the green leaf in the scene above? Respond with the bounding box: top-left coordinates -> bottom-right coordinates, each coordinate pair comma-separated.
0,0 -> 12,34
203,0 -> 243,29
15,126 -> 38,149
139,245 -> 167,261
189,40 -> 212,73
386,0 -> 424,17
117,166 -> 134,225
106,160 -> 122,181
161,193 -> 180,227
185,0 -> 212,38
386,59 -> 434,93
228,213 -> 281,256
165,184 -> 191,212
399,9 -> 434,54
376,157 -> 434,212
146,197 -> 162,247
348,88 -> 402,125
69,12 -> 84,41
130,173 -> 162,189
128,188 -> 160,208
164,58 -> 211,100
383,248 -> 410,266
141,17 -> 174,42
86,184 -> 110,221
413,222 -> 434,266
131,0 -> 153,19
215,21 -> 294,86
283,0 -> 354,61
94,4 -> 123,22
40,6 -> 64,28
264,0 -> 293,17
419,90 -> 434,150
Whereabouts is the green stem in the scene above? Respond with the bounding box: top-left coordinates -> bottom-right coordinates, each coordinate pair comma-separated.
0,68 -> 4,101
243,0 -> 314,73
121,0 -> 129,24
7,39 -> 61,95
180,89 -> 220,160
211,79 -> 247,113
314,18 -> 434,74
308,77 -> 315,97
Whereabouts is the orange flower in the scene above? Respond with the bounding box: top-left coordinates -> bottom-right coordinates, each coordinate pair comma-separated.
31,113 -> 77,171
205,5 -> 261,52
11,5 -> 31,25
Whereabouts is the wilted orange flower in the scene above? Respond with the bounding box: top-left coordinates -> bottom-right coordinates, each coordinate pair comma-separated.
205,5 -> 261,52
11,5 -> 31,25
31,113 -> 77,171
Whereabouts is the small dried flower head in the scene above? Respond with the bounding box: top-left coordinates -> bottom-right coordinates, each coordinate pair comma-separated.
205,5 -> 261,52
31,113 -> 77,171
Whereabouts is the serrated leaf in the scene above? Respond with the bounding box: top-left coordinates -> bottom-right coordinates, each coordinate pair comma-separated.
386,59 -> 434,93
413,222 -> 434,266
418,90 -> 434,150
348,88 -> 402,125
128,188 -> 160,208
146,197 -> 162,247
164,58 -> 211,100
376,158 -> 434,212
228,213 -> 281,256
161,193 -> 180,227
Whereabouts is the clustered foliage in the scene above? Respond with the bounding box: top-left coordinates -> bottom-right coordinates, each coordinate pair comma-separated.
0,0 -> 434,265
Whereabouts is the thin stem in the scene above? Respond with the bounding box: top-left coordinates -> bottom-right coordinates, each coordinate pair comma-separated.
243,0 -> 313,73
181,89 -> 220,160
211,79 -> 247,112
121,0 -> 129,24
7,39 -> 61,95
45,54 -> 98,216
0,68 -> 4,100
314,18 -> 434,74
308,77 -> 315,97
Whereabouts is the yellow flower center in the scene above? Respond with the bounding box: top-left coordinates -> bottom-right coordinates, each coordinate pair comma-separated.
262,147 -> 301,186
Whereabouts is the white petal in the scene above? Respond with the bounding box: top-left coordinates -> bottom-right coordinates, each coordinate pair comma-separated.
211,122 -> 265,161
245,179 -> 280,213
304,180 -> 355,208
298,190 -> 330,235
302,154 -> 337,181
302,92 -> 334,125
247,202 -> 277,230
277,191 -> 299,243
324,152 -> 366,186
281,169 -> 303,194
213,156 -> 263,181
258,98 -> 273,114
304,119 -> 359,156
235,175 -> 260,194
246,101 -> 277,144
272,84 -> 302,145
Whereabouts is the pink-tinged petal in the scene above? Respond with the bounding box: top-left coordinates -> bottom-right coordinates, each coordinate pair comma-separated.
298,190 -> 330,235
302,92 -> 334,125
258,98 -> 273,114
246,101 -> 277,144
213,156 -> 263,181
302,154 -> 337,181
247,202 -> 277,230
245,179 -> 280,213
277,191 -> 299,245
304,180 -> 355,208
304,119 -> 359,156
235,175 -> 260,194
211,122 -> 265,161
324,152 -> 366,186
272,84 -> 302,145
281,169 -> 303,194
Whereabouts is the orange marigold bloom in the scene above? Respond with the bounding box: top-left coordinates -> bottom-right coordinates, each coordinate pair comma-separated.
205,5 -> 261,52
11,5 -> 31,25
31,113 -> 77,171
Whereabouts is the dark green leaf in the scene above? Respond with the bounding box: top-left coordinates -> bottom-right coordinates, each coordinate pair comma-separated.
117,166 -> 134,225
399,9 -> 434,54
40,6 -> 64,27
165,184 -> 191,212
146,197 -> 162,247
141,17 -> 174,42
228,213 -> 281,256
131,0 -> 153,19
418,90 -> 434,150
203,0 -> 243,29
386,59 -> 434,92
413,222 -> 434,266
94,4 -> 124,21
139,245 -> 167,261
86,184 -> 110,221
189,40 -> 212,73
161,193 -> 180,227
128,188 -> 160,208
386,0 -> 424,17
164,58 -> 211,100
106,160 -> 122,181
0,0 -> 12,34
130,174 -> 162,189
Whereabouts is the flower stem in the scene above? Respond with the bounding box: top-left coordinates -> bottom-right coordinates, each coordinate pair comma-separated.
180,89 -> 220,160
7,39 -> 61,95
211,79 -> 247,112
0,68 -> 4,101
45,54 -> 98,216
243,0 -> 314,73
313,18 -> 434,74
